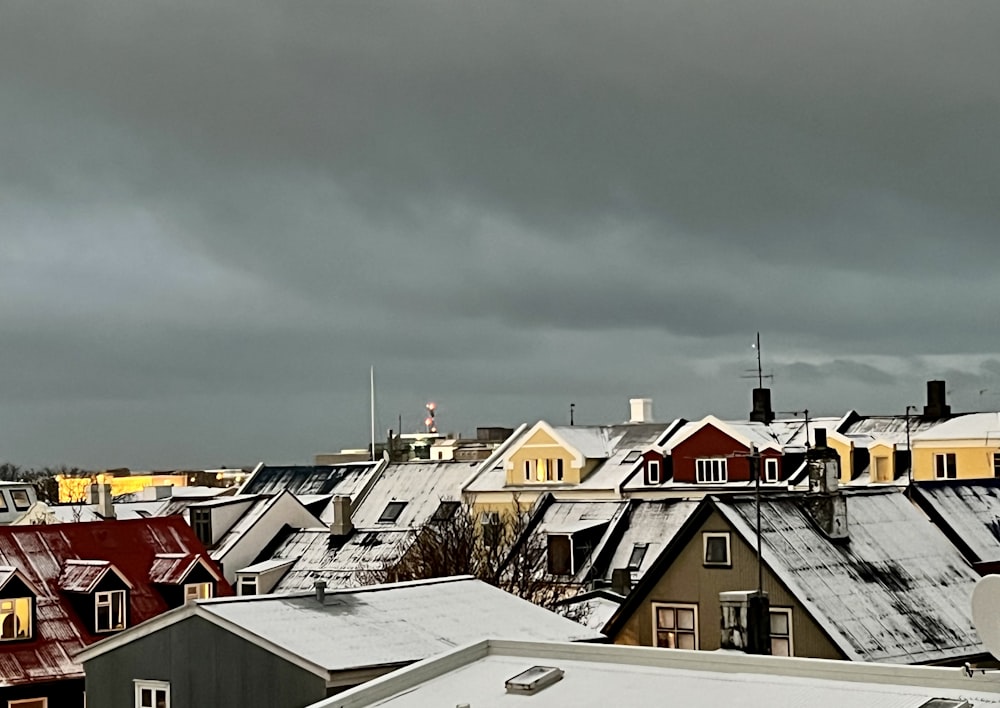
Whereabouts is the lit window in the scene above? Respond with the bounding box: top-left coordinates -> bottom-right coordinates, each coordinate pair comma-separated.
653,603 -> 697,649
183,583 -> 213,602
237,576 -> 257,596
533,459 -> 564,482
770,608 -> 793,656
9,490 -> 30,511
648,459 -> 661,485
95,590 -> 127,632
135,680 -> 170,708
0,597 -> 32,640
703,532 -> 731,566
8,699 -> 47,707
378,501 -> 407,523
934,453 -> 957,479
695,458 -> 727,483
547,535 -> 572,575
764,458 -> 779,483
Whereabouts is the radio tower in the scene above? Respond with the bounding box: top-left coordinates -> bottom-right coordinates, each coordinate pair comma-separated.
424,402 -> 437,434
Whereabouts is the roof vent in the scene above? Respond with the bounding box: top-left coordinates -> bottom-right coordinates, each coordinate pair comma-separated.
505,666 -> 564,695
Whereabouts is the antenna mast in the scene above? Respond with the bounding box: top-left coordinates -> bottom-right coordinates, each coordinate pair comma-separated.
370,366 -> 376,462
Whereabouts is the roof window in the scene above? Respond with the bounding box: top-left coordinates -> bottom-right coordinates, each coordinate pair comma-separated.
623,450 -> 642,464
378,501 -> 408,523
505,666 -> 564,695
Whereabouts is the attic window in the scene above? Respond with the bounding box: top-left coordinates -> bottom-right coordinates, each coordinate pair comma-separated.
623,450 -> 642,464
378,501 -> 408,523
547,535 -> 572,575
703,532 -> 731,566
10,489 -> 30,511
95,590 -> 127,632
0,494 -> 7,512
506,666 -> 564,695
0,597 -> 32,641
190,508 -> 212,547
627,543 -> 648,570
432,500 -> 460,522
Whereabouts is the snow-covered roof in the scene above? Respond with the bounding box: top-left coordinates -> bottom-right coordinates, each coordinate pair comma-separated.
662,416 -> 783,453
913,481 -> 1000,564
600,500 -> 698,584
304,639 -> 1000,708
843,415 -> 954,447
350,460 -> 473,529
912,413 -> 1000,443
717,490 -> 984,664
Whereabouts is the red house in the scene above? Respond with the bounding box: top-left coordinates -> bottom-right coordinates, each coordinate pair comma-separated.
0,516 -> 232,707
665,415 -> 784,485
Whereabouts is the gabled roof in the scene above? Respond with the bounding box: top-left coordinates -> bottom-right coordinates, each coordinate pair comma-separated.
606,490 -> 985,664
911,412 -> 1000,442
842,414 -> 954,447
911,480 -> 1000,565
238,462 -> 382,498
349,460 -> 473,529
76,577 -> 604,679
57,560 -> 133,593
662,415 -> 783,453
0,517 -> 231,687
148,554 -> 221,585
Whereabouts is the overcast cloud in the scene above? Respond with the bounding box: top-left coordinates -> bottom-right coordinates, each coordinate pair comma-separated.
2,0 -> 999,468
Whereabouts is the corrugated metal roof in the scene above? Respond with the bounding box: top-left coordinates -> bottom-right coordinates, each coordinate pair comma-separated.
148,554 -> 202,585
716,490 -> 984,664
914,481 -> 1000,563
843,415 -> 949,446
199,577 -> 601,671
239,463 -> 380,497
350,461 -> 473,529
56,560 -> 114,593
602,500 -> 698,583
0,517 -> 232,687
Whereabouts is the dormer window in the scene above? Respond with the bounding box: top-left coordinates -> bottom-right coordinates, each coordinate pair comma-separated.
547,534 -> 572,575
764,458 -> 779,483
184,583 -> 213,602
523,459 -> 565,483
647,459 -> 662,485
696,458 -> 727,483
9,489 -> 31,511
0,597 -> 32,640
190,508 -> 213,547
95,590 -> 127,632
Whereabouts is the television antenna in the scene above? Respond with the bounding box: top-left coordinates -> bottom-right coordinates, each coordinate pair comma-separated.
741,332 -> 774,388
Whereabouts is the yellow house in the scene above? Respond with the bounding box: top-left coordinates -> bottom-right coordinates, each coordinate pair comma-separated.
911,413 -> 1000,481
57,472 -> 192,503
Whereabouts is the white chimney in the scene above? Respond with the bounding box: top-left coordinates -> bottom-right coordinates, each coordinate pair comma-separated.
91,483 -> 115,520
329,495 -> 353,537
629,398 -> 654,423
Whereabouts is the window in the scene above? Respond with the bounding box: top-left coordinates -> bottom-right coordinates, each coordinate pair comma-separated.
648,459 -> 661,485
623,450 -> 642,464
0,493 -> 7,513
695,458 -> 727,483
703,532 -> 731,566
547,535 -> 572,575
653,603 -> 698,649
627,543 -> 648,570
9,699 -> 47,708
183,583 -> 213,602
95,590 -> 126,632
9,490 -> 30,511
524,460 -> 532,480
481,511 -> 501,548
934,453 -> 957,479
190,508 -> 212,546
0,597 -> 32,640
994,453 -> 1000,478
764,458 -> 779,483
135,680 -> 170,708
378,501 -> 408,523
533,459 -> 564,482
237,576 -> 257,596
770,608 -> 793,656
431,500 -> 460,522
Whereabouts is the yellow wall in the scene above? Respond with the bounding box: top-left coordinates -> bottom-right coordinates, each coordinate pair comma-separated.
912,443 -> 1000,481
507,428 -> 594,485
868,443 -> 894,483
57,474 -> 190,503
828,437 -> 854,483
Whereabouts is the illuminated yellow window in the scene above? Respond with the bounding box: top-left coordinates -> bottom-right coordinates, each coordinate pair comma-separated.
183,583 -> 214,602
0,597 -> 32,640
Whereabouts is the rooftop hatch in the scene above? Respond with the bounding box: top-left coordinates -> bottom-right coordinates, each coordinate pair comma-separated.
506,666 -> 564,695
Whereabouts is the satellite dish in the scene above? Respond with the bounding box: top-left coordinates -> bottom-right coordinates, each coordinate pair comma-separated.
971,575 -> 1000,659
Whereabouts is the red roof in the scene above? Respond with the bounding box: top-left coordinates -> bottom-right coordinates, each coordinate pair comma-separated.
0,517 -> 233,687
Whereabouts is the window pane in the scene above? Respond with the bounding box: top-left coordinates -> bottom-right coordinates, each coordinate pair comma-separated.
705,536 -> 728,564
770,612 -> 788,635
657,608 -> 675,629
771,637 -> 790,656
676,608 -> 695,631
141,688 -> 153,707
677,632 -> 696,650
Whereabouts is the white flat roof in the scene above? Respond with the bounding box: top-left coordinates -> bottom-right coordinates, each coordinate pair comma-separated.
308,640 -> 1000,708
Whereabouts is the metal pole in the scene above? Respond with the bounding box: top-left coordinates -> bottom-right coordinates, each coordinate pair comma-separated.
753,443 -> 763,596
370,366 -> 376,462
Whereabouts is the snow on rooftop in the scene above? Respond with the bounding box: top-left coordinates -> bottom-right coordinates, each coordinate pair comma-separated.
912,413 -> 1000,442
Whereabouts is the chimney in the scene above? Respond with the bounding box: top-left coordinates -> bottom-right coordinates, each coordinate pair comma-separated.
611,568 -> 632,596
749,388 -> 774,424
314,580 -> 327,604
719,590 -> 771,654
924,380 -> 951,418
90,483 -> 115,520
804,429 -> 848,542
629,398 -> 654,424
329,495 -> 353,537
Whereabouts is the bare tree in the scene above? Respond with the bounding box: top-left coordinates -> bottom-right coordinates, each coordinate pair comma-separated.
368,499 -> 583,616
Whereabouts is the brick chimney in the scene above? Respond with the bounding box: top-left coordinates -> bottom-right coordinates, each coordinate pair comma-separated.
803,428 -> 848,542
924,380 -> 951,418
749,388 -> 775,424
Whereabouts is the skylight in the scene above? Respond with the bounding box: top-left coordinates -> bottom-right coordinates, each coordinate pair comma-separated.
505,666 -> 564,695
623,450 -> 642,464
378,501 -> 408,523
627,543 -> 648,570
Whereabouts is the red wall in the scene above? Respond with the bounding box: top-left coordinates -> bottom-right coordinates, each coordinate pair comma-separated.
671,424 -> 780,483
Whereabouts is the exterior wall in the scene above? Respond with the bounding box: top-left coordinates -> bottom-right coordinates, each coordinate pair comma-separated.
828,438 -> 854,483
868,443 -> 895,483
0,678 -> 85,708
83,616 -> 326,708
912,442 -> 1000,481
58,475 -> 189,503
610,509 -> 844,661
506,428 -> 581,485
671,426 -> 781,484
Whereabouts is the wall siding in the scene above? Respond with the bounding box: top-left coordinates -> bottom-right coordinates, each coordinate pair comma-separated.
611,509 -> 844,661
84,616 -> 326,708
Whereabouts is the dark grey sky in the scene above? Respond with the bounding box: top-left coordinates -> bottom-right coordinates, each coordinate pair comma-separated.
2,0 -> 999,469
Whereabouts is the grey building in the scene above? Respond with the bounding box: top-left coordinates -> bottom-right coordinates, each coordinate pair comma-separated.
78,576 -> 603,708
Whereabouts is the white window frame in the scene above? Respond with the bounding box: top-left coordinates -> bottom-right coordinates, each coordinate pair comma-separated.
764,457 -> 779,483
769,607 -> 794,657
695,458 -> 727,483
237,576 -> 257,596
134,680 -> 170,708
95,589 -> 127,632
934,452 -> 957,479
651,602 -> 699,650
702,532 -> 731,566
8,698 -> 48,708
0,597 -> 33,641
648,459 -> 661,484
183,582 -> 213,602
